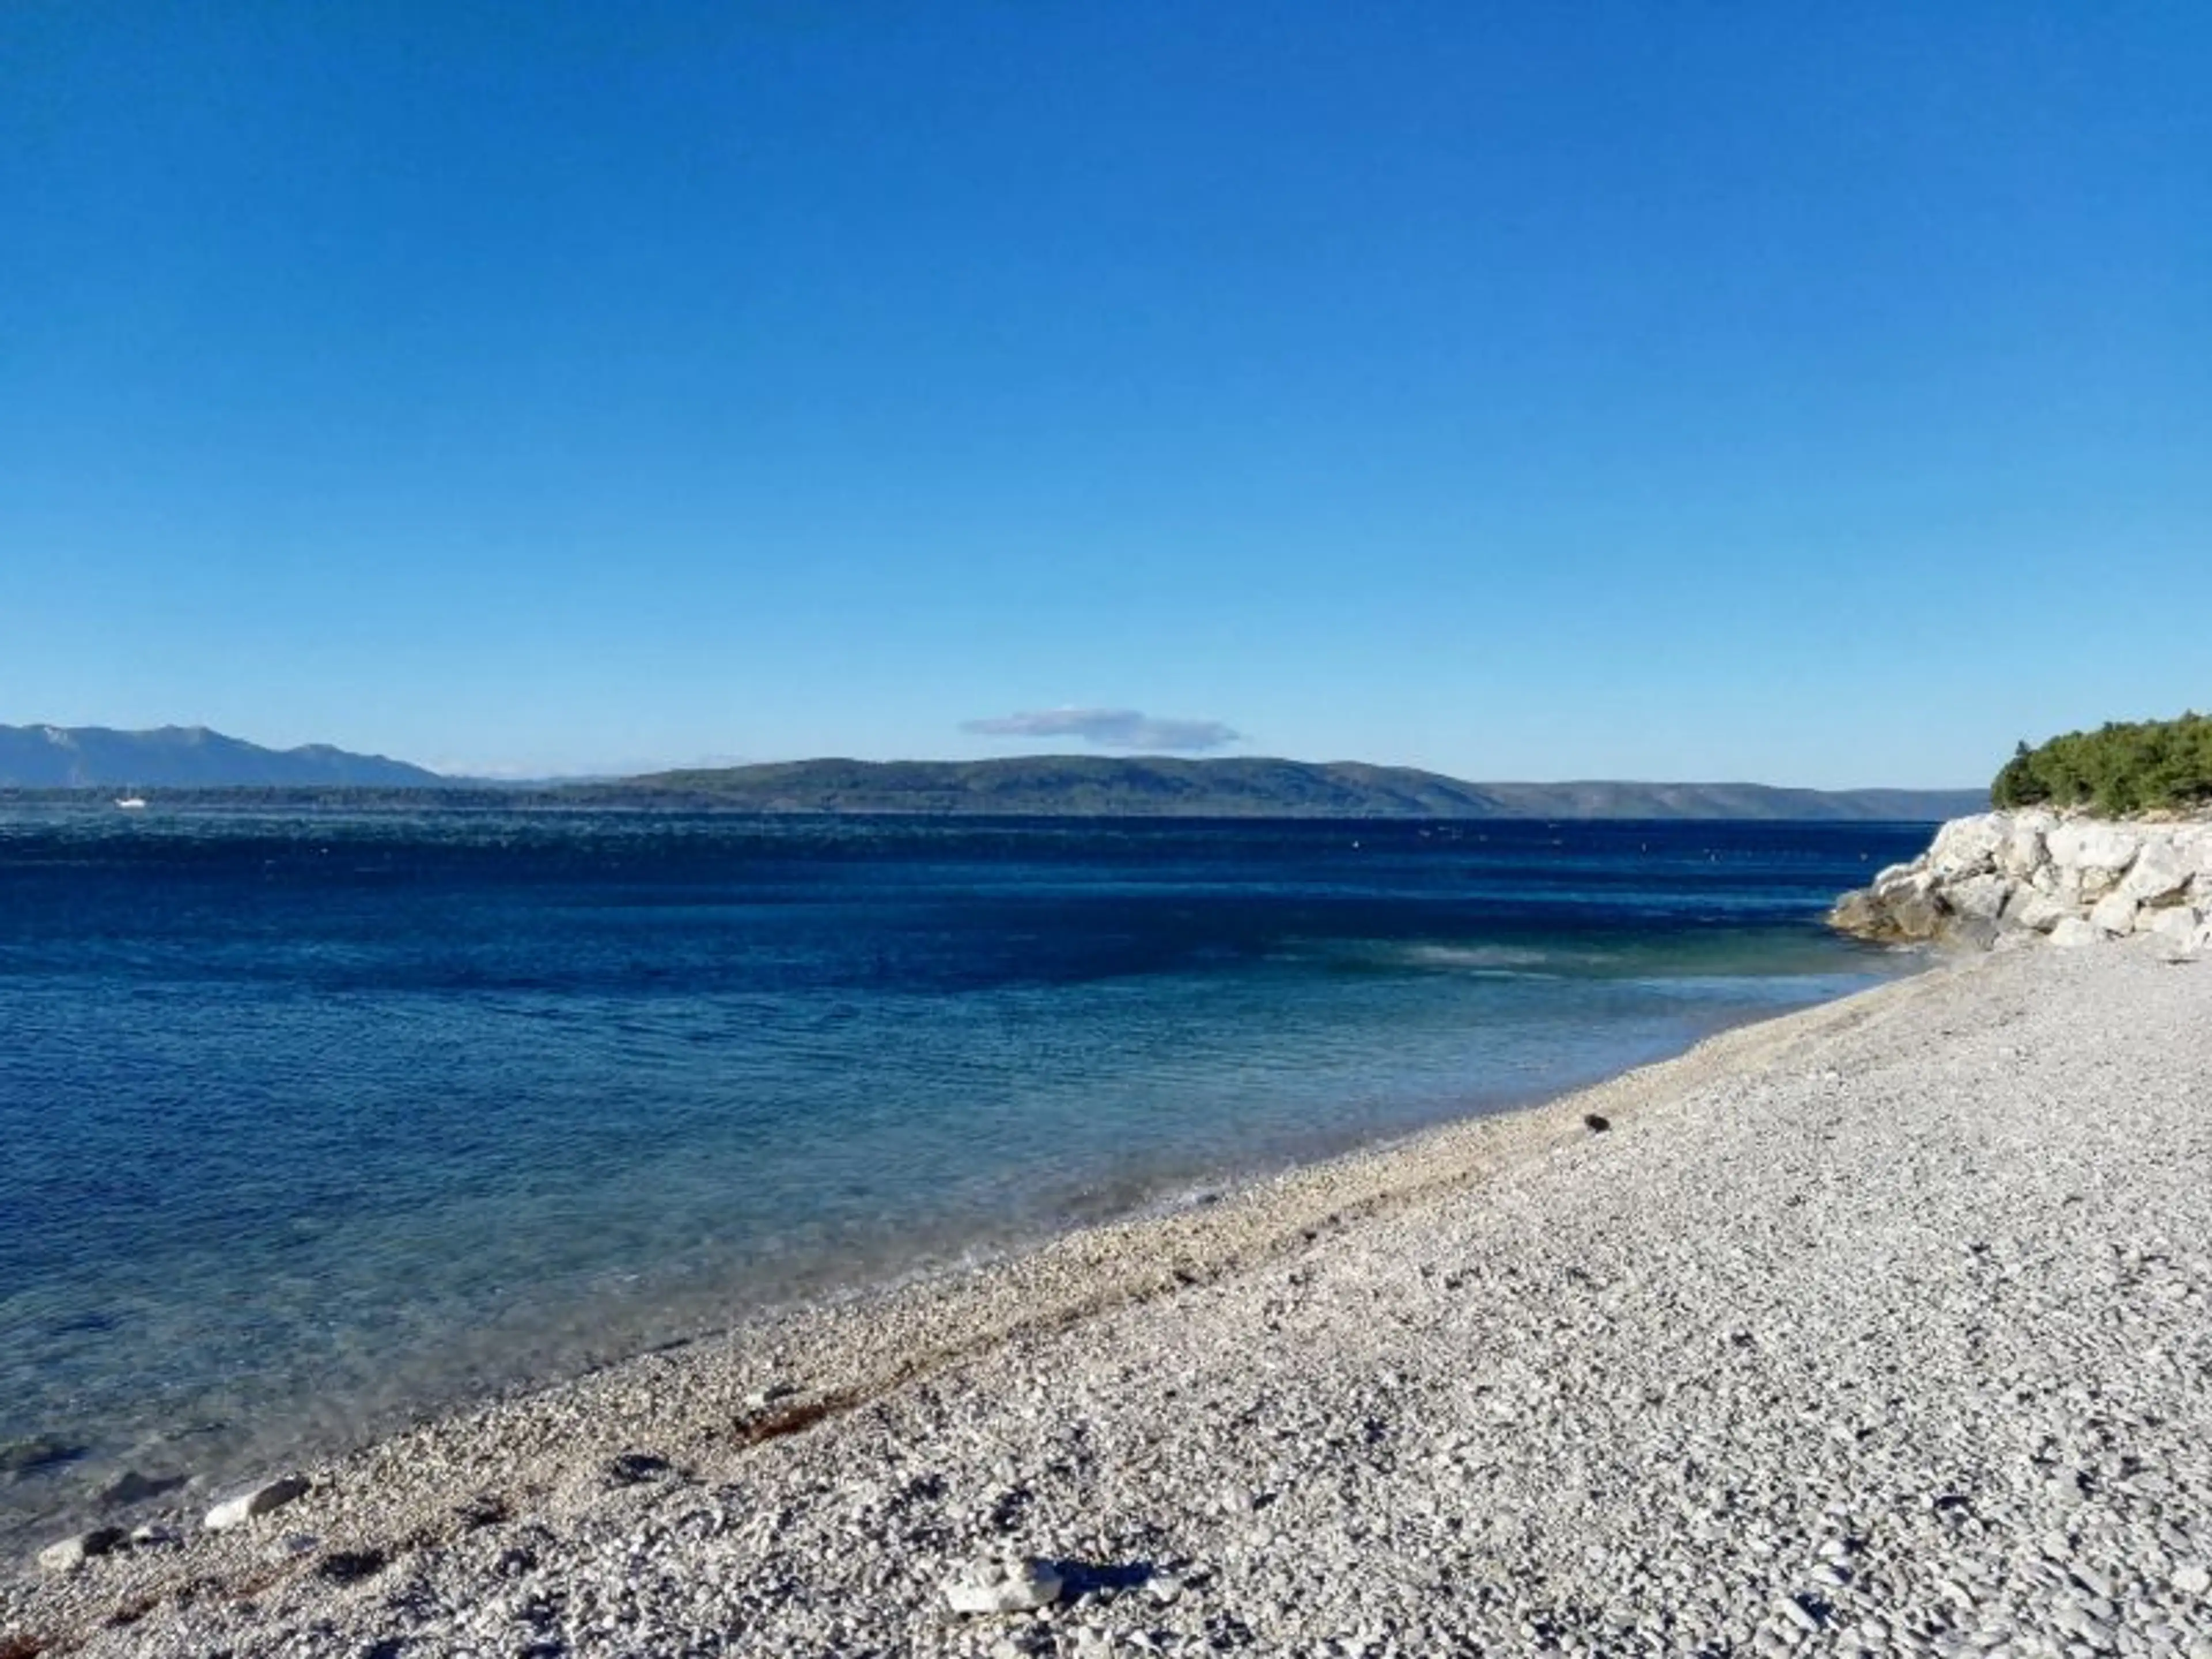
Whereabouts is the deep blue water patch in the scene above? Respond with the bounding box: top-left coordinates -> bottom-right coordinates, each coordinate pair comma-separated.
0,806 -> 1929,1540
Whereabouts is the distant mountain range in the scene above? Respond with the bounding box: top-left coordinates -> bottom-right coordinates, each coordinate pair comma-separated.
611,757 -> 1987,821
0,728 -> 1986,820
0,724 -> 444,789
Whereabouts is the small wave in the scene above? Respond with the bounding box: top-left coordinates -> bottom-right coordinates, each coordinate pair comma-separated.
1284,940 -> 1577,979
1396,943 -> 1559,972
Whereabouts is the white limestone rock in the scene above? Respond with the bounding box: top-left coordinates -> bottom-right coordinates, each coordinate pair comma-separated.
1835,813 -> 2212,953
204,1474 -> 310,1532
944,1555 -> 1065,1615
2089,892 -> 2141,937
1874,865 -> 1938,902
37,1527 -> 124,1572
2002,888 -> 2073,934
2122,841 -> 2194,904
1946,873 -> 2013,923
2046,820 -> 2141,873
1999,823 -> 2049,879
2048,821 -> 2142,900
1929,816 -> 2006,880
2146,907 -> 2203,948
2049,916 -> 2100,948
2078,866 -> 2128,903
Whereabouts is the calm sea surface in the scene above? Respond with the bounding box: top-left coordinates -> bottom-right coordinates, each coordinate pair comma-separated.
0,806 -> 1927,1540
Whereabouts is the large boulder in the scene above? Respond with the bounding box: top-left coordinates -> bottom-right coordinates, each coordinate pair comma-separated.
2122,840 -> 2194,904
1827,880 -> 1949,944
1873,863 -> 1938,899
1828,891 -> 1885,936
2179,827 -> 2212,878
2089,892 -> 2141,937
2046,820 -> 2142,870
1929,816 -> 2007,880
2001,886 -> 2072,933
2046,821 -> 2141,899
1946,873 -> 2013,922
1998,821 -> 2049,880
2146,906 -> 2204,948
1886,888 -> 1948,941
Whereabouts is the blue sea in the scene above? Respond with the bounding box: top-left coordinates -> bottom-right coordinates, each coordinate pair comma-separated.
0,806 -> 1927,1541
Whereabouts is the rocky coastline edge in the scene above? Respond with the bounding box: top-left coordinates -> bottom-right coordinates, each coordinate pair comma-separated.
1828,810 -> 2212,953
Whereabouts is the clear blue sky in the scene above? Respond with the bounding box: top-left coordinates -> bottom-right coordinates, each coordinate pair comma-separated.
5,2 -> 2206,785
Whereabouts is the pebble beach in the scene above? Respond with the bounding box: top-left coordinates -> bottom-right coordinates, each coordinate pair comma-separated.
8,935 -> 2210,1658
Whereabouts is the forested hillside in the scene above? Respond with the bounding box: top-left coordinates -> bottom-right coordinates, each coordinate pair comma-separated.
1992,714 -> 2212,814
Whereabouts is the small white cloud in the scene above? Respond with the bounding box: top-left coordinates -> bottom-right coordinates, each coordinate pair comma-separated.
961,707 -> 1242,753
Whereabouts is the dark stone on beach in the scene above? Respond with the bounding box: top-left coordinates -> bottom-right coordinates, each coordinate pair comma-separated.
607,1451 -> 672,1485
37,1525 -> 126,1571
1584,1113 -> 1611,1133
316,1548 -> 388,1584
455,1491 -> 510,1531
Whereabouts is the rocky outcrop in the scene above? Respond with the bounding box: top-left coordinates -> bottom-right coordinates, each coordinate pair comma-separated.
1829,810 -> 2212,951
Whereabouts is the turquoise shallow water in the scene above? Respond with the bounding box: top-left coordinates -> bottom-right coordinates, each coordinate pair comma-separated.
0,807 -> 1927,1540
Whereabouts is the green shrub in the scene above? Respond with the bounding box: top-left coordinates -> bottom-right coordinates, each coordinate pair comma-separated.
1991,712 -> 2212,814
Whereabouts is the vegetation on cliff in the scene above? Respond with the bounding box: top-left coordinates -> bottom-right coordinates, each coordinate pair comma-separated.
1992,713 -> 2212,815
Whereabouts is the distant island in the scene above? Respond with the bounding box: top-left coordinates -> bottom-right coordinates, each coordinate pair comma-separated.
0,724 -> 443,789
0,725 -> 1987,819
600,757 -> 1986,821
